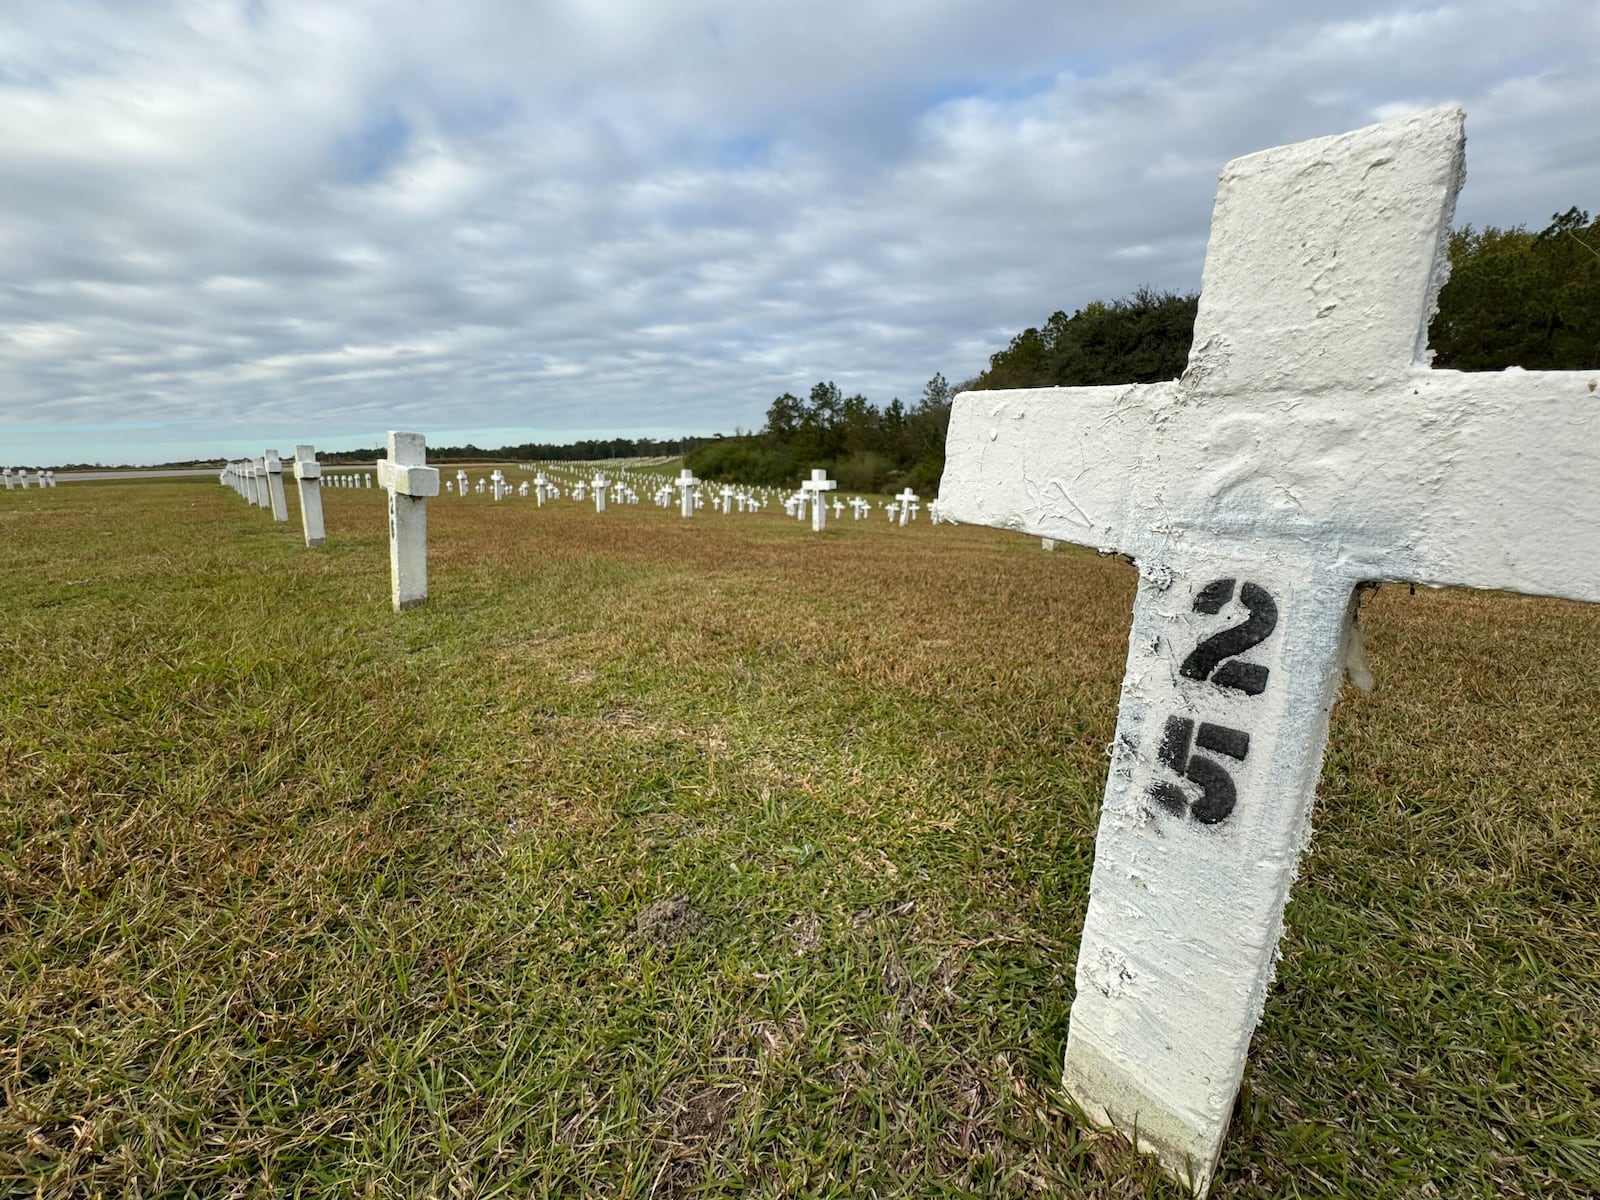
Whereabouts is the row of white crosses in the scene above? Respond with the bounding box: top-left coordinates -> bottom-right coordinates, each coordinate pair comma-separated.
220,447 -> 331,548
221,451 -> 289,521
2,468 -> 55,489
939,107 -> 1599,1195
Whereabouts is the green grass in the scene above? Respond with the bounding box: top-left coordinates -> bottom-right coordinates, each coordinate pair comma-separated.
1,479 -> 1596,1199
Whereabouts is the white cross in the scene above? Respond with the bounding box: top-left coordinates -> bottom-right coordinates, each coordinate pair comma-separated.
2,468 -> 11,490
720,484 -> 735,514
851,496 -> 869,520
292,444 -> 325,548
675,468 -> 699,518
938,107 -> 1600,1195
893,488 -> 917,527
592,472 -> 609,512
534,471 -> 548,505
801,468 -> 838,532
375,431 -> 440,613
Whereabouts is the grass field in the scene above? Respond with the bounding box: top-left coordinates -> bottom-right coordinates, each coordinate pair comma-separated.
2,476 -> 1597,1199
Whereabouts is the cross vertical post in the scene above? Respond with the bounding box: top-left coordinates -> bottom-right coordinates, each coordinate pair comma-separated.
937,107 -> 1600,1195
376,431 -> 440,613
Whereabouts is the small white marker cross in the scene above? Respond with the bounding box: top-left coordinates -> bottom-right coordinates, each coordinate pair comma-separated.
260,450 -> 290,519
592,472 -> 609,512
893,488 -> 918,527
675,468 -> 699,519
292,444 -> 325,547
938,107 -> 1600,1195
801,468 -> 838,532
375,431 -> 440,613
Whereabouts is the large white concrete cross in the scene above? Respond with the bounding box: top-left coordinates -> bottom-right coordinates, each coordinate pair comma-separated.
801,468 -> 838,532
376,431 -> 441,613
938,107 -> 1600,1195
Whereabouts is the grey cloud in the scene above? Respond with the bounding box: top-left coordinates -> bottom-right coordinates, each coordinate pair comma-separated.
0,0 -> 1595,464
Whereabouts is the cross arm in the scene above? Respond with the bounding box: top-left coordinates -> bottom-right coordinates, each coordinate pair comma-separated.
938,382 -> 1170,553
1388,369 -> 1600,601
377,461 -> 441,498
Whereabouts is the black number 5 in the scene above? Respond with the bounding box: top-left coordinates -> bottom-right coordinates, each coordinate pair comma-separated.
1149,716 -> 1250,825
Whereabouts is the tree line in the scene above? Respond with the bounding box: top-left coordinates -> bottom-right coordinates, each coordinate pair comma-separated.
318,435 -> 699,466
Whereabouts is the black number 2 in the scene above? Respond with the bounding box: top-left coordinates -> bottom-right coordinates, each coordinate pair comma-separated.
1179,578 -> 1278,695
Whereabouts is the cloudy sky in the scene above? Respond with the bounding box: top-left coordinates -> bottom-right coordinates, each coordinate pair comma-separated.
2,1 -> 1597,466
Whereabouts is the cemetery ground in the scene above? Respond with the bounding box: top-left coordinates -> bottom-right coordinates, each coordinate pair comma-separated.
2,478 -> 1597,1200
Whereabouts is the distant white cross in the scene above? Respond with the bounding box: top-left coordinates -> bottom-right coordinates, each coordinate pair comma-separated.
292,444 -> 325,548
893,488 -> 918,527
375,431 -> 440,613
675,468 -> 699,518
801,468 -> 838,532
938,107 -> 1600,1195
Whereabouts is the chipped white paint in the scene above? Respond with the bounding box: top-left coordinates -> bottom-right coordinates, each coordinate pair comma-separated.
292,444 -> 326,548
938,106 -> 1600,1196
376,431 -> 440,613
802,468 -> 837,532
263,449 -> 289,522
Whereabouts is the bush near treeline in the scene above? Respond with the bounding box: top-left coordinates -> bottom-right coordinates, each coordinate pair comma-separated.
690,205 -> 1598,493
687,378 -> 958,496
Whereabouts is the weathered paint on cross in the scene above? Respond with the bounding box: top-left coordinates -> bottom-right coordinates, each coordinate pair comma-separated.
376,431 -> 440,613
937,107 -> 1600,1195
292,444 -> 326,548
